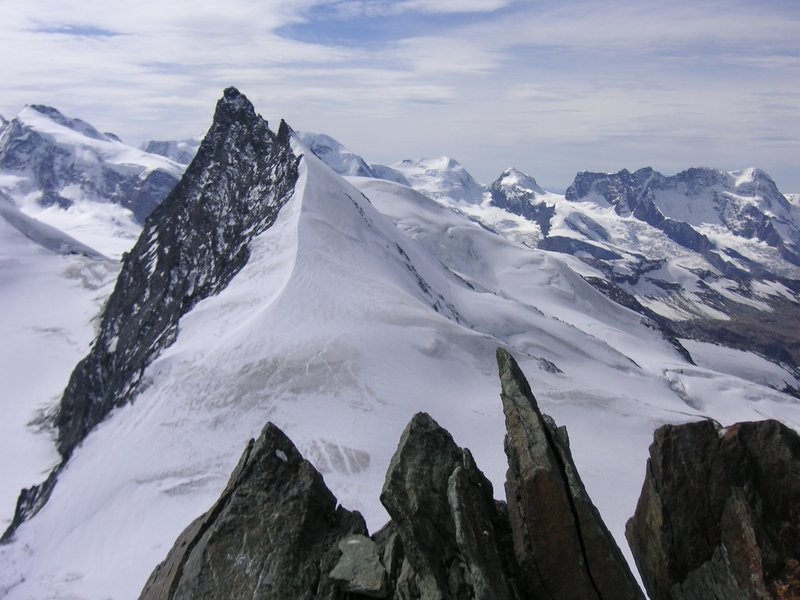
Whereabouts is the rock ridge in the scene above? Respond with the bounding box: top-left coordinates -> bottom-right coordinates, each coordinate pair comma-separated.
626,419 -> 800,600
137,349 -> 800,599
137,348 -> 642,599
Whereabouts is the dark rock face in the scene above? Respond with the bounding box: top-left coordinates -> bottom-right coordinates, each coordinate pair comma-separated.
498,348 -> 644,600
139,422 -> 367,600
379,412 -> 520,599
56,87 -> 300,460
626,419 -> 800,600
488,168 -> 554,236
0,105 -> 180,222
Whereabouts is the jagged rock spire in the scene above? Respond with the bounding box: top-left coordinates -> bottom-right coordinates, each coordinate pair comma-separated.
379,412 -> 520,598
627,419 -> 800,599
139,423 -> 367,599
2,88 -> 301,542
498,347 -> 644,600
137,350 -> 644,599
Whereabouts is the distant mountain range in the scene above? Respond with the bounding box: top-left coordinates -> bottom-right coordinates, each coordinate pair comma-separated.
0,104 -> 188,258
1,89 -> 799,599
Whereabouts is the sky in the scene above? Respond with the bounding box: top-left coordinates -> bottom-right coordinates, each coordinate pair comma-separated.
1,0 -> 798,191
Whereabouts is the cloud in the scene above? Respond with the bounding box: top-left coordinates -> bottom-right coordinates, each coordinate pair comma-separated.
0,0 -> 798,191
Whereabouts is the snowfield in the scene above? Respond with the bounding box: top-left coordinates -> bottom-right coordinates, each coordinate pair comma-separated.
2,135 -> 800,599
0,202 -> 117,533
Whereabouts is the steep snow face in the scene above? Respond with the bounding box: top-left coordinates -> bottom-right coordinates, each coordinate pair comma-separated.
0,198 -> 117,531
391,155 -> 486,203
0,105 -> 185,257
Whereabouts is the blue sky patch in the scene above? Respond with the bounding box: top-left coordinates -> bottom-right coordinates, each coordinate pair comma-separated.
34,24 -> 121,38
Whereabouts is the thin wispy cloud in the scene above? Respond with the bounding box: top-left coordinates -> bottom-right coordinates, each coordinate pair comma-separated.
1,0 -> 797,190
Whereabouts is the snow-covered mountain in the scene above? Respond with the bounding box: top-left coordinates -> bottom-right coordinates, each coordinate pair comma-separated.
295,131 -> 375,178
389,156 -> 486,203
141,138 -> 202,166
2,90 -> 800,599
0,105 -> 185,257
302,134 -> 800,374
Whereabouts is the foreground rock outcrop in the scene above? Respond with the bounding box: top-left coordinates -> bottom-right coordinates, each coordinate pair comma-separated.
139,422 -> 367,599
626,419 -> 800,600
139,348 -> 641,599
139,347 -> 800,600
498,349 -> 644,600
378,412 -> 520,599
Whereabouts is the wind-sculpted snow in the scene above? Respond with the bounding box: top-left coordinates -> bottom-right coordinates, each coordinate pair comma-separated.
296,131 -> 376,178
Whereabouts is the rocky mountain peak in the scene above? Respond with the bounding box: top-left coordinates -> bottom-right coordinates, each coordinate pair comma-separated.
212,86 -> 260,128
54,87 -> 299,458
488,167 -> 554,234
494,167 -> 545,195
2,88 -> 302,539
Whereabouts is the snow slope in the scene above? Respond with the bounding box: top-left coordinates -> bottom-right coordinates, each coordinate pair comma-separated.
3,132 -> 800,599
0,201 -> 117,532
